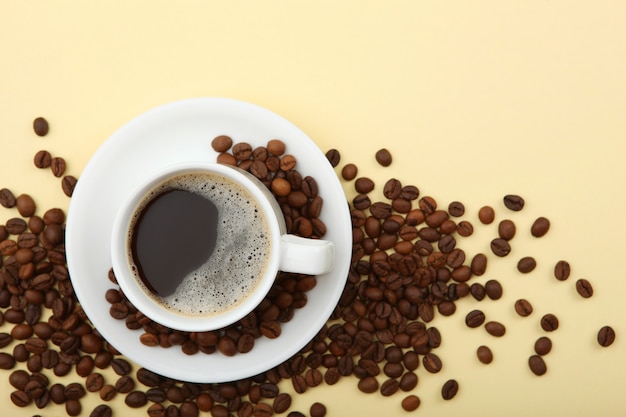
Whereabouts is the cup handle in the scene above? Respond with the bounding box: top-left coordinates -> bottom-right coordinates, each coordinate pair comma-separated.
279,234 -> 334,275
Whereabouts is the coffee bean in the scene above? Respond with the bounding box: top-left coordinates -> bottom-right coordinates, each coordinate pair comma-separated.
531,216 -> 550,237
490,238 -> 511,257
355,177 -> 375,194
375,148 -> 392,166
115,375 -> 135,393
85,373 -> 105,392
448,201 -> 465,217
478,206 -> 495,224
485,321 -> 506,337
62,175 -> 78,197
125,391 -> 148,408
498,219 -> 516,240
528,354 -> 547,376
0,188 -> 17,208
90,404 -> 113,417
341,163 -> 358,180
31,116 -> 50,136
357,376 -> 378,393
99,384 -> 117,402
370,202 -> 392,219
211,135 -> 233,152
456,220 -> 474,237
270,393 -> 291,413
325,149 -> 340,167
441,379 -> 459,400
265,139 -> 285,156
470,253 -> 487,275
517,256 -> 537,273
476,345 -> 493,364
465,310 -> 486,328
503,194 -> 524,211
16,194 -> 36,217
11,389 -> 31,407
111,358 -> 132,376
380,378 -> 399,396
309,402 -> 327,417
50,157 -> 66,177
422,352 -> 442,373
34,150 -> 53,168
540,313 -> 559,332
216,152 -> 237,165
576,278 -> 593,298
514,298 -> 533,317
597,326 -> 616,347
485,280 -> 503,300
554,260 -> 571,281
534,336 -> 552,355
401,395 -> 420,411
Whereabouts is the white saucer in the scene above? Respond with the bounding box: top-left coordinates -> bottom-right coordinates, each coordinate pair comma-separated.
65,98 -> 351,383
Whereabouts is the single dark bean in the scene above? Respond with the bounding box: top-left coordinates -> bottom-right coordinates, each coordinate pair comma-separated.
11,389 -> 31,407
490,238 -> 511,257
476,345 -> 493,364
401,395 -> 420,411
448,201 -> 465,217
111,358 -> 132,376
16,194 -> 36,217
272,393 -> 292,414
357,376 -> 378,393
514,299 -> 533,317
441,379 -> 459,400
554,260 -> 571,281
485,321 -> 506,337
375,148 -> 392,166
503,194 -> 525,211
517,256 -> 537,273
50,157 -> 66,177
531,216 -> 550,237
355,177 -> 375,194
478,206 -> 495,224
341,163 -> 358,181
90,404 -> 113,417
528,354 -> 547,376
380,378 -> 400,396
34,150 -> 53,168
465,310 -> 486,328
310,402 -> 327,417
597,326 -> 616,347
422,353 -> 442,373
115,375 -> 135,393
125,391 -> 148,408
485,279 -> 503,300
85,373 -> 105,392
62,175 -> 78,197
456,220 -> 474,237
33,117 -> 49,136
211,135 -> 233,152
99,385 -> 117,402
540,314 -> 559,332
498,219 -> 516,240
470,253 -> 487,275
576,278 -> 593,298
535,336 -> 552,355
0,188 -> 17,208
383,178 -> 402,199
325,149 -> 340,167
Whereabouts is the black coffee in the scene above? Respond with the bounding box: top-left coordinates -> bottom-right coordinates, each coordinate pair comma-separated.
128,171 -> 271,317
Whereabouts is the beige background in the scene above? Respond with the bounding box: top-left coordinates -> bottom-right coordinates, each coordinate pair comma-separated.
1,1 -> 626,416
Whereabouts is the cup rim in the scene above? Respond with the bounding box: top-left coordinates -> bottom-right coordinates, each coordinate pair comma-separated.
110,161 -> 282,332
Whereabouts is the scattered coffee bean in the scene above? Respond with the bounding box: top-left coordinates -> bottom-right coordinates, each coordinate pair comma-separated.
16,194 -> 36,217
355,177 -> 375,194
50,157 -> 66,177
441,379 -> 459,400
528,354 -> 547,376
447,201 -> 465,217
490,238 -> 511,257
211,135 -> 233,152
125,391 -> 148,408
422,353 -> 442,373
465,310 -> 486,328
375,148 -> 392,166
554,260 -> 571,281
310,402 -> 327,417
517,256 -> 537,273
531,216 -> 550,237
498,219 -> 516,240
90,404 -> 113,417
325,149 -> 340,167
597,326 -> 616,347
485,321 -> 506,337
484,280 -> 503,300
34,150 -> 53,169
341,163 -> 358,181
476,346 -> 493,364
62,175 -> 78,197
267,139 -> 286,156
503,194 -> 524,211
576,278 -> 593,298
357,376 -> 378,393
478,206 -> 495,224
0,188 -> 17,208
534,336 -> 552,355
540,314 -> 559,332
33,117 -> 49,136
401,395 -> 420,411
514,299 -> 533,317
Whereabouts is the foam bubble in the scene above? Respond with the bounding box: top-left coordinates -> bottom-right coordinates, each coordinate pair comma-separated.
128,171 -> 271,317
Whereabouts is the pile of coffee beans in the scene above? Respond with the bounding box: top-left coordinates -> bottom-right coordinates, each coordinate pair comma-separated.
0,118 -> 617,417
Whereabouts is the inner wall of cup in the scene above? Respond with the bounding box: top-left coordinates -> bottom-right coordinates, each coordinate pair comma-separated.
115,163 -> 282,330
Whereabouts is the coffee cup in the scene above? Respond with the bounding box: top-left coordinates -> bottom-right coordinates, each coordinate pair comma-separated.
110,161 -> 334,332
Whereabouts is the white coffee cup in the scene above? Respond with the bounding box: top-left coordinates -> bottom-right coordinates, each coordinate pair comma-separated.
110,161 -> 334,332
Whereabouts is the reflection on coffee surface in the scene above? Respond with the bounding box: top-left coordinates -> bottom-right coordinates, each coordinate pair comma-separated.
128,171 -> 271,317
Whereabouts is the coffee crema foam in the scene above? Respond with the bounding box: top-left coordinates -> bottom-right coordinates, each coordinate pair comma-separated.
128,171 -> 271,317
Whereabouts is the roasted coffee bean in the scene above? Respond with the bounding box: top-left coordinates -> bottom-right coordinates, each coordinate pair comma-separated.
125,391 -> 148,408
99,384 -> 117,401
517,256 -> 537,273
470,253 -> 487,275
597,326 -> 616,347
531,216 -> 550,237
375,148 -> 392,166
216,153 -> 237,165
325,148 -> 340,167
232,142 -> 253,160
503,194 -> 524,211
355,177 -> 375,194
490,238 -> 511,257
33,117 -> 49,136
341,163 -> 358,181
380,378 -> 400,396
11,389 -> 31,407
271,393 -> 292,413
90,404 -> 113,417
576,278 -> 593,298
456,220 -> 474,237
357,376 -> 378,393
85,373 -> 105,392
418,196 -> 436,215
554,260 -> 571,281
12,324 -> 34,340
0,332 -> 13,348
535,336 -> 552,355
540,314 -> 559,332
115,375 -> 135,393
485,321 -> 506,337
478,206 -> 495,224
484,279 -> 503,300
266,139 -> 286,156
441,379 -> 459,400
383,178 -> 402,199
370,202 -> 392,219
399,372 -> 418,391
34,150 -> 53,168
465,310 -> 486,328
6,217 -> 27,234
514,298 -> 533,317
422,353 -> 442,373
50,157 -> 66,177
62,175 -> 78,197
64,382 -> 86,400
476,345 -> 493,364
401,395 -> 421,411
528,354 -> 547,376
498,219 -> 516,240
0,189 -> 16,210
111,358 -> 132,376
448,201 -> 465,217
9,369 -> 29,389
352,194 -> 371,210
211,135 -> 233,152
